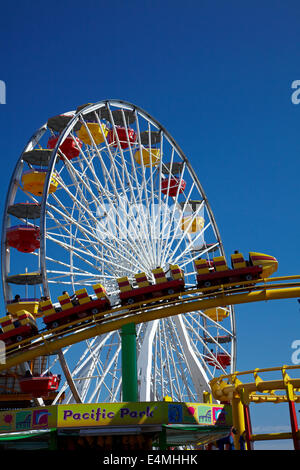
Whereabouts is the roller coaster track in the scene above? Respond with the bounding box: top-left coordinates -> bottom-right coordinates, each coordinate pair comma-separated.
1,275 -> 300,372
210,364 -> 300,403
209,364 -> 300,449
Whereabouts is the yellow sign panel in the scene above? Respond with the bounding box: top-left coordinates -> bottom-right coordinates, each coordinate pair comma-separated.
57,402 -> 167,428
57,402 -> 232,428
0,403 -> 232,434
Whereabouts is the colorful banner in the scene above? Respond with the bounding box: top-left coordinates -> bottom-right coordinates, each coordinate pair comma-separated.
168,403 -> 232,426
0,406 -> 56,433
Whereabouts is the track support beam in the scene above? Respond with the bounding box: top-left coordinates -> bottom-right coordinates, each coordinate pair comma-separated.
121,323 -> 138,402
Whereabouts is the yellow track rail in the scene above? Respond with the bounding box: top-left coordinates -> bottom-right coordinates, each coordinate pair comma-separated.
1,276 -> 300,372
210,364 -> 300,403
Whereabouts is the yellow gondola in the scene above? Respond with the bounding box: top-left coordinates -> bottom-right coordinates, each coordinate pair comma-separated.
22,170 -> 59,196
203,307 -> 229,322
181,216 -> 205,233
134,148 -> 160,167
77,122 -> 108,145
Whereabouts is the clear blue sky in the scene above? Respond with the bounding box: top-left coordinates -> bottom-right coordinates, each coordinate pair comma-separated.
0,0 -> 300,449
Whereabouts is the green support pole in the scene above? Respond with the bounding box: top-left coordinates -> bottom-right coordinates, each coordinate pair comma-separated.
48,429 -> 58,450
121,322 -> 138,402
158,427 -> 167,450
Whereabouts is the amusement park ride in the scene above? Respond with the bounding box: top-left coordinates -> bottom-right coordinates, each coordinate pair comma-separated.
0,100 -> 299,451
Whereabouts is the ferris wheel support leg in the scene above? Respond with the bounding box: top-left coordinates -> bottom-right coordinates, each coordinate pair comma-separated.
137,320 -> 159,401
58,350 -> 82,404
121,323 -> 138,402
172,315 -> 211,399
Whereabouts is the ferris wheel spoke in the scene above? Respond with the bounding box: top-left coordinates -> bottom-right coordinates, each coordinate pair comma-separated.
165,318 -> 195,399
45,231 -> 141,280
45,270 -> 104,282
166,317 -> 195,401
17,183 -> 41,204
159,180 -> 196,265
79,342 -> 112,402
60,158 -> 156,270
107,111 -> 161,263
163,317 -> 194,400
103,158 -> 157,268
160,320 -> 175,398
46,200 -> 149,274
136,121 -> 163,266
171,222 -> 210,266
53,175 -> 103,231
196,311 -> 233,337
63,334 -> 116,402
88,344 -> 122,403
183,313 -> 233,372
45,223 -> 105,266
152,133 -> 164,266
71,335 -> 112,379
162,199 -> 206,266
137,320 -> 159,401
172,315 -> 211,396
182,322 -> 217,369
157,325 -> 168,398
178,242 -> 220,270
134,112 -> 155,242
78,113 -> 133,202
156,147 -> 177,261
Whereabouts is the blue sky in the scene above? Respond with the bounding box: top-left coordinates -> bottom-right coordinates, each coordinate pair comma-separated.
0,0 -> 300,449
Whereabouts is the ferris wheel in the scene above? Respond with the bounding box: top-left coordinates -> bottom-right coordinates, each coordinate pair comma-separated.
1,100 -> 236,404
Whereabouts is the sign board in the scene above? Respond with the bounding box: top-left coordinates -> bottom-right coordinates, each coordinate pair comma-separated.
57,402 -> 232,428
57,402 -> 166,428
0,402 -> 232,433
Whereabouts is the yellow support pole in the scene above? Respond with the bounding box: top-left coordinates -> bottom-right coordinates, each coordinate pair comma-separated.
231,393 -> 246,450
203,391 -> 213,404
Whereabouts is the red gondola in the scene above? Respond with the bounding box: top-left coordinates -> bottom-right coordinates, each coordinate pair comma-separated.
107,126 -> 136,149
206,353 -> 231,369
47,135 -> 82,160
161,177 -> 186,196
6,226 -> 40,253
19,374 -> 61,397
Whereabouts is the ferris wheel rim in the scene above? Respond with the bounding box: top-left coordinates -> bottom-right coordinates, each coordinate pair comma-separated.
1,124 -> 48,302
